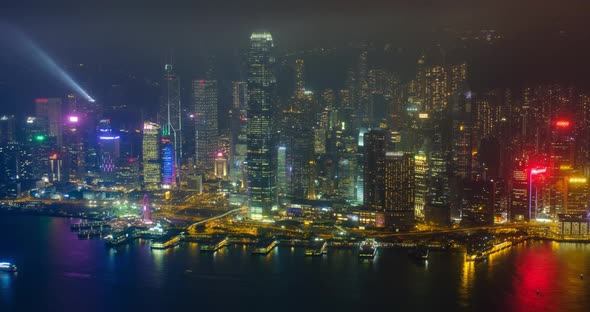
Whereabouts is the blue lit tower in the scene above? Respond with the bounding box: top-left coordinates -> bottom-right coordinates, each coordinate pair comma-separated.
159,63 -> 182,185
246,31 -> 277,220
97,119 -> 120,175
161,133 -> 176,188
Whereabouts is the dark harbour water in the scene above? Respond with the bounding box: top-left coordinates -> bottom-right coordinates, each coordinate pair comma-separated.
0,215 -> 589,312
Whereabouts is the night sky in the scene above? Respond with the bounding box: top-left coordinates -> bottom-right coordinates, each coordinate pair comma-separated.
1,0 -> 590,116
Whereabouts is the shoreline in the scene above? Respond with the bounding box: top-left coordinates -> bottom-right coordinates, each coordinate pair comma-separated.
2,210 -> 590,245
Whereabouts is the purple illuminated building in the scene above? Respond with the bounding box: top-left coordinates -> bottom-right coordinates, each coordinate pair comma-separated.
142,194 -> 152,223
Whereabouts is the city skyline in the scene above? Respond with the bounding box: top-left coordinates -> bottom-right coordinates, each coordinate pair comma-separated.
2,3 -> 590,312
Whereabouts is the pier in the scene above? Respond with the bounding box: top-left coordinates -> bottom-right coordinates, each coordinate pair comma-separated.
305,239 -> 328,256
71,222 -> 111,232
151,233 -> 181,249
105,228 -> 137,247
200,236 -> 228,252
252,239 -> 278,255
78,229 -> 111,239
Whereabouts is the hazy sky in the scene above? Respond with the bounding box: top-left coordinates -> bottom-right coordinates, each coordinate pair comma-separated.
2,0 -> 590,62
1,0 -> 590,115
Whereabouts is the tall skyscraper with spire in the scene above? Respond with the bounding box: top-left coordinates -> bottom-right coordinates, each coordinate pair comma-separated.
159,62 -> 181,185
246,31 -> 277,220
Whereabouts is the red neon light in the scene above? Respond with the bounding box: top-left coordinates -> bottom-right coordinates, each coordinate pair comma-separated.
531,168 -> 547,175
199,79 -> 205,84
35,98 -> 48,103
554,120 -> 571,128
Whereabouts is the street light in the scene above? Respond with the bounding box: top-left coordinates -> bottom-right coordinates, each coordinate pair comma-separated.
529,167 -> 547,222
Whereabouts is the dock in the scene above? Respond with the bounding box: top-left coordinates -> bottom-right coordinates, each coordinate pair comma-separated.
252,239 -> 278,255
200,236 -> 228,252
305,239 -> 328,256
466,240 -> 512,262
105,228 -> 137,247
71,222 -> 111,232
151,234 -> 181,249
78,229 -> 111,239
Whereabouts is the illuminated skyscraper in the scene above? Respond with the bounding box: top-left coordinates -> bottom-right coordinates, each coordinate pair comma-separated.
247,31 -> 277,219
447,62 -> 468,97
23,117 -> 51,181
230,81 -> 248,189
550,118 -> 575,215
425,111 -> 452,225
35,98 -> 62,147
0,115 -> 15,144
48,152 -> 64,182
233,81 -> 248,111
279,109 -> 313,199
337,154 -> 357,203
364,130 -> 387,211
193,79 -> 219,171
550,119 -> 575,172
277,146 -> 287,196
566,176 -> 589,215
424,66 -> 447,113
414,151 -> 428,220
62,115 -> 84,181
97,119 -> 120,174
143,122 -> 161,190
450,88 -> 473,180
214,152 -> 228,178
357,50 -> 369,127
510,160 -> 528,221
159,63 -> 182,170
384,152 -> 415,228
294,59 -> 305,98
161,137 -> 176,188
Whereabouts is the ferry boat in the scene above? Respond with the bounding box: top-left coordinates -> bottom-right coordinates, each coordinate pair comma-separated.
200,236 -> 228,252
252,239 -> 278,255
0,262 -> 17,272
409,244 -> 429,261
358,238 -> 377,259
151,235 -> 181,249
305,240 -> 328,256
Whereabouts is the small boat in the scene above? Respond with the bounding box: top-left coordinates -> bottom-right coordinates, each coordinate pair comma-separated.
359,239 -> 377,259
0,262 -> 17,272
